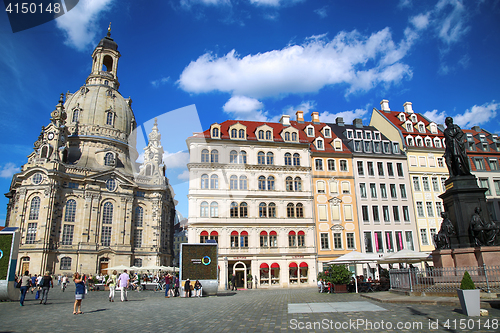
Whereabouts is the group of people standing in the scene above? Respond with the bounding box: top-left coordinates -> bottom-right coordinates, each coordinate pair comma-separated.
17,270 -> 53,306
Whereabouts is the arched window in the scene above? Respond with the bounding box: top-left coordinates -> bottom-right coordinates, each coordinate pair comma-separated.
135,206 -> 144,227
212,127 -> 219,137
231,231 -> 239,247
102,202 -> 113,224
103,55 -> 113,71
239,175 -> 248,190
260,231 -> 268,247
240,230 -> 249,247
210,202 -> 218,218
239,151 -> 247,164
210,150 -> 219,163
267,176 -> 275,190
201,174 -> 209,189
60,257 -> 72,270
286,177 -> 293,191
425,138 -> 432,147
434,138 -> 442,148
210,230 -> 218,243
201,149 -> 209,163
258,130 -> 264,140
269,231 -> 278,247
287,203 -> 295,218
230,175 -> 238,190
293,153 -> 300,166
41,146 -> 49,158
210,174 -> 219,189
230,202 -> 238,218
258,176 -> 266,190
257,151 -> 265,165
268,202 -> 276,217
266,131 -> 272,140
284,153 -> 292,166
285,132 -> 290,141
240,202 -> 248,218
104,153 -> 114,166
294,177 -> 302,191
298,231 -> 305,247
296,203 -> 304,218
200,201 -> 209,217
64,199 -> 77,222
200,230 -> 209,243
29,196 -> 41,220
231,129 -> 237,138
259,203 -> 267,217
266,152 -> 274,165
72,109 -> 79,123
239,129 -> 245,139
106,112 -> 114,126
292,132 -> 297,141
230,150 -> 238,163
289,231 -> 296,247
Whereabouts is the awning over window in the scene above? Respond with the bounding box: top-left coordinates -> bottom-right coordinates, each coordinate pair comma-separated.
299,262 -> 308,268
240,231 -> 248,236
200,231 -> 209,236
210,231 -> 218,236
260,231 -> 268,236
289,262 -> 298,268
260,263 -> 269,269
231,231 -> 238,236
271,263 -> 280,269
289,231 -> 296,236
269,231 -> 277,236
298,231 -> 305,236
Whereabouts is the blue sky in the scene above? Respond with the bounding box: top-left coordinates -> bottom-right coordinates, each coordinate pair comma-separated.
0,0 -> 499,225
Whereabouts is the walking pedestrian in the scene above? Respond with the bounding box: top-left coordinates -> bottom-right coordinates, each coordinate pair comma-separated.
40,271 -> 53,304
57,274 -> 61,286
19,271 -> 31,306
117,269 -> 130,302
184,278 -> 191,298
231,273 -> 237,291
61,275 -> 68,291
164,273 -> 172,298
30,274 -> 37,294
174,275 -> 179,297
73,272 -> 85,314
107,270 -> 117,302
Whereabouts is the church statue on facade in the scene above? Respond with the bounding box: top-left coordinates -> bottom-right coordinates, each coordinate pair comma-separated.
4,27 -> 177,276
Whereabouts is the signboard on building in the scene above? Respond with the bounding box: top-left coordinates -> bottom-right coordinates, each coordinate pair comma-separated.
0,227 -> 20,301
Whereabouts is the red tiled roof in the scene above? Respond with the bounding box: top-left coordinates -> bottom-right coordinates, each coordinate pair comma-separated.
290,120 -> 350,154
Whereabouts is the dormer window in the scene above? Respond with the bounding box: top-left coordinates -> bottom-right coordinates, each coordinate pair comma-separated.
418,123 -> 425,133
231,129 -> 237,138
392,142 -> 400,154
316,139 -> 324,150
405,122 -> 413,132
406,136 -> 414,146
285,132 -> 291,141
258,130 -> 264,140
266,131 -> 272,140
479,135 -> 486,142
415,137 -> 423,147
291,132 -> 297,141
306,126 -> 314,137
354,140 -> 361,152
410,114 -> 417,123
364,141 -> 371,152
430,124 -> 438,134
212,127 -> 219,138
333,139 -> 342,151
398,113 -> 406,122
425,137 -> 432,147
239,129 -> 245,139
374,132 -> 381,140
356,131 -> 362,139
434,138 -> 442,148
346,130 -> 353,139
323,127 -> 331,138
383,141 -> 390,153
374,141 -> 381,153
365,131 -> 372,140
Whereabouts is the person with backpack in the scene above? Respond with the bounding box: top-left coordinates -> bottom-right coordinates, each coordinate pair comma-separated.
19,271 -> 31,306
39,271 -> 53,305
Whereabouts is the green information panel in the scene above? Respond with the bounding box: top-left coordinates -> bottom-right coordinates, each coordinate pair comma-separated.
181,244 -> 217,280
0,234 -> 13,280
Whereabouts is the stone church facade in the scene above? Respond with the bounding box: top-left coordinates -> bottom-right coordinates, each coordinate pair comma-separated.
4,30 -> 176,276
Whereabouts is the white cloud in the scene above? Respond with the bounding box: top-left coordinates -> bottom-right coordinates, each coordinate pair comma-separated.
434,0 -> 470,45
319,108 -> 368,125
180,0 -> 230,8
0,163 -> 20,178
163,151 -> 190,169
250,0 -> 303,7
178,28 -> 414,99
314,6 -> 328,18
222,96 -> 268,120
55,0 -> 115,51
423,109 -> 448,125
279,100 -> 316,119
453,101 -> 499,128
410,12 -> 430,30
423,101 -> 499,128
177,170 -> 190,181
151,77 -> 170,87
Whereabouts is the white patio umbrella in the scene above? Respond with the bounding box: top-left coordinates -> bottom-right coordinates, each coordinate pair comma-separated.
379,249 -> 432,264
327,251 -> 381,293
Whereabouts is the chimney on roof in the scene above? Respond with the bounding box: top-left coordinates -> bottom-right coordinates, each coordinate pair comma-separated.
404,102 -> 413,114
353,118 -> 363,128
296,110 -> 304,123
311,112 -> 320,124
380,99 -> 390,112
472,125 -> 481,132
280,114 -> 290,126
336,117 -> 344,126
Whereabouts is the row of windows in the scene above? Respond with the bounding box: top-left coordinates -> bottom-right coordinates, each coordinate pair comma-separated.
316,180 -> 350,194
361,205 -> 411,223
472,157 -> 499,171
352,140 -> 400,154
200,174 -> 304,191
364,230 -> 414,253
319,232 -> 356,250
359,183 -> 407,200
357,161 -> 404,177
412,176 -> 447,193
479,178 -> 500,196
225,230 -> 306,248
200,202 -> 304,218
202,149 -> 302,166
406,135 -> 444,148
71,109 -> 114,127
408,155 -> 445,168
211,126 -> 299,143
314,159 -> 348,171
415,201 -> 444,218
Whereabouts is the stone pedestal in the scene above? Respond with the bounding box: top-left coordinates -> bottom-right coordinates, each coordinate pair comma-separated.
432,247 -> 500,268
439,175 -> 490,248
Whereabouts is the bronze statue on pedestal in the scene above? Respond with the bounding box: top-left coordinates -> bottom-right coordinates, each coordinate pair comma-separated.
434,211 -> 455,250
443,117 -> 471,177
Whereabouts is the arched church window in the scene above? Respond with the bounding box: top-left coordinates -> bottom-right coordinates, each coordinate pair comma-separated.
64,199 -> 77,222
72,109 -> 79,123
103,55 -> 113,72
106,112 -> 114,126
102,202 -> 113,224
29,196 -> 41,220
104,153 -> 114,166
135,206 -> 144,227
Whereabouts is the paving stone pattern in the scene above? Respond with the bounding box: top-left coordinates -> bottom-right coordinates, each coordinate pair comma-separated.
1,286 -> 500,332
